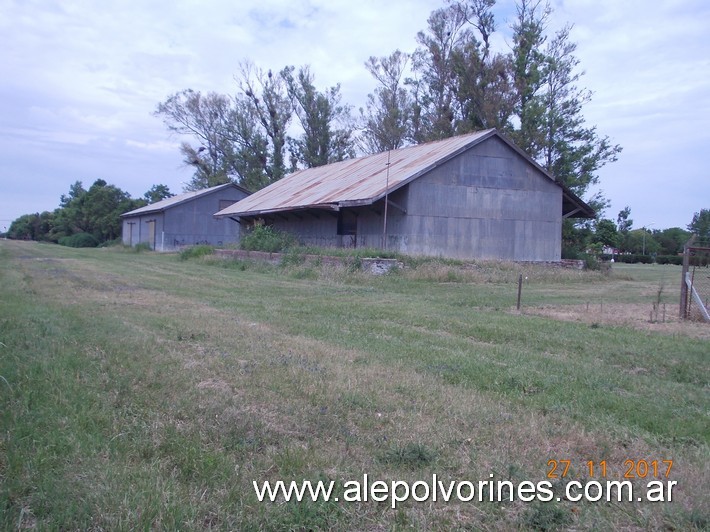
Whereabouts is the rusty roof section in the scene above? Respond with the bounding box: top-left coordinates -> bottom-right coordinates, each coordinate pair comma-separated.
214,129 -> 594,219
121,183 -> 250,218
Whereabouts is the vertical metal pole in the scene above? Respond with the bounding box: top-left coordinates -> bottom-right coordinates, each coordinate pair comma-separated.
517,274 -> 523,311
382,151 -> 391,250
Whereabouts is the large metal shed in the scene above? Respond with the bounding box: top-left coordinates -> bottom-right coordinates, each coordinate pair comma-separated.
121,183 -> 250,251
214,130 -> 594,261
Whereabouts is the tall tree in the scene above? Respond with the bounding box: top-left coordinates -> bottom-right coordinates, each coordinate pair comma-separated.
592,218 -> 620,250
655,227 -> 691,255
509,0 -> 550,158
154,90 -> 238,190
616,206 -> 633,233
144,184 -> 174,204
51,180 -> 140,242
688,208 -> 710,240
360,50 -> 413,153
538,24 -> 621,199
409,5 -> 469,142
447,0 -> 516,132
282,65 -> 356,168
237,62 -> 292,184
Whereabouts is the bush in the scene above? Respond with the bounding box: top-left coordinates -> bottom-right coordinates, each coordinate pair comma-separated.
134,242 -> 152,253
99,238 -> 123,248
179,245 -> 215,261
561,247 -> 584,260
616,254 -> 654,264
656,255 -> 683,265
240,225 -> 297,253
58,233 -> 99,248
583,253 -> 601,271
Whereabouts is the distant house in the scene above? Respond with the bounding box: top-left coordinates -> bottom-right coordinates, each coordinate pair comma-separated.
121,183 -> 250,251
214,130 -> 593,262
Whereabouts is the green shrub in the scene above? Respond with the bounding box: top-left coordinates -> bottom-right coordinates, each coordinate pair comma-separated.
58,233 -> 99,248
616,254 -> 654,264
656,255 -> 683,265
561,247 -> 583,260
134,242 -> 152,253
179,245 -> 215,261
240,225 -> 297,253
583,253 -> 601,271
98,237 -> 123,248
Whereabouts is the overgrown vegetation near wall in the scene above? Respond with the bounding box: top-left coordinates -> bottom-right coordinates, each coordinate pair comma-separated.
240,225 -> 298,253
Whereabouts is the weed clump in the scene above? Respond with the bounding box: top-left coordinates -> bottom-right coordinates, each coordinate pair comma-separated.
240,224 -> 297,253
379,442 -> 436,469
58,233 -> 99,248
179,245 -> 215,261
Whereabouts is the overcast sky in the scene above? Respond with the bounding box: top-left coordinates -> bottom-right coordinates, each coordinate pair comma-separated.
1,0 -> 708,232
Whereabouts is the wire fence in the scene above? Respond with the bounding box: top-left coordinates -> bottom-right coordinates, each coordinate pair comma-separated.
680,237 -> 710,322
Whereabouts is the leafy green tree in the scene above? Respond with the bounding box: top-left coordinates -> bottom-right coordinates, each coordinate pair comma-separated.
156,65 -> 353,188
687,208 -> 710,240
409,5 -> 468,142
653,227 -> 690,255
400,0 -> 620,218
7,212 -> 54,241
52,180 -> 141,243
616,206 -> 633,233
621,228 -> 659,255
561,219 -> 592,259
282,65 -> 356,168
536,25 -> 621,199
143,184 -> 173,204
51,181 -> 87,240
238,62 -> 292,184
83,180 -> 140,242
154,90 -> 238,190
508,0 -> 550,158
360,50 -> 414,153
592,218 -> 620,249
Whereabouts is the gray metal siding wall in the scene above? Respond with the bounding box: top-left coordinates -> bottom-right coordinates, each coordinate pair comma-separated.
162,191 -> 247,249
270,215 -> 340,247
121,188 -> 249,250
353,187 -> 409,249
398,136 -> 562,261
121,214 -> 165,249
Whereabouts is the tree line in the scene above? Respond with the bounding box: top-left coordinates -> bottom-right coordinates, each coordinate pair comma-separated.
583,207 -> 710,261
5,181 -> 173,246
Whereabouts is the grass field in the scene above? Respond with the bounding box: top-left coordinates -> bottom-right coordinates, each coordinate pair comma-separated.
1,240 -> 708,530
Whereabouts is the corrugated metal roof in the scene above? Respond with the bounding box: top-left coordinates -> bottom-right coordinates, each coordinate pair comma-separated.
213,129 -> 594,219
214,130 -> 497,217
121,183 -> 249,218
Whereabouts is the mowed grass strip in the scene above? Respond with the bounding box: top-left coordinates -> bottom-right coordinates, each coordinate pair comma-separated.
0,241 -> 707,530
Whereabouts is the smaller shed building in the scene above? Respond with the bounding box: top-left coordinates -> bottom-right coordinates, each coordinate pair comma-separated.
121,183 -> 250,251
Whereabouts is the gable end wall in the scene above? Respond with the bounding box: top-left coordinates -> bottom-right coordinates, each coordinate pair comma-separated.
395,136 -> 562,261
122,187 -> 249,250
